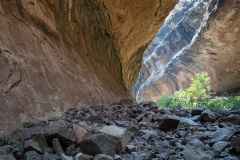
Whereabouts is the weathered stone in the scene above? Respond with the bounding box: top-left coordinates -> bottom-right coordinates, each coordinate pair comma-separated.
207,123 -> 217,131
44,121 -> 76,146
136,130 -> 158,138
0,137 -> 5,146
181,149 -> 212,160
128,125 -> 139,133
73,124 -> 89,145
62,154 -> 74,160
186,139 -> 205,150
126,145 -> 136,153
212,141 -> 229,155
43,153 -> 60,160
201,110 -> 216,122
114,121 -> 127,127
0,145 -> 11,155
230,135 -> 240,152
187,132 -> 209,142
114,155 -> 121,160
23,122 -> 36,128
218,114 -> 240,125
52,138 -> 65,158
100,125 -> 130,152
179,117 -> 199,126
93,154 -> 114,160
25,151 -> 43,160
86,116 -> 104,124
79,133 -> 117,156
24,139 -> 43,154
129,152 -> 141,160
190,115 -> 201,122
191,106 -> 204,116
0,154 -> 16,160
159,115 -> 180,131
75,153 -> 94,160
32,134 -> 49,151
136,112 -> 147,121
211,128 -> 234,143
140,151 -> 156,160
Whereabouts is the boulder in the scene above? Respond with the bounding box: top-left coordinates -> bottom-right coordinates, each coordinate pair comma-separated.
99,125 -> 130,152
186,139 -> 205,150
43,153 -> 60,160
126,145 -> 136,153
230,135 -> 240,152
191,106 -> 204,116
52,138 -> 64,158
212,141 -> 229,155
0,154 -> 16,160
93,154 -> 114,160
25,151 -> 43,160
24,139 -> 43,154
73,124 -> 89,145
201,110 -> 216,122
129,152 -> 141,160
211,128 -> 234,143
79,133 -> 117,156
159,115 -> 180,131
32,134 -> 49,151
181,149 -> 212,160
44,121 -> 76,146
75,153 -> 94,160
218,114 -> 240,125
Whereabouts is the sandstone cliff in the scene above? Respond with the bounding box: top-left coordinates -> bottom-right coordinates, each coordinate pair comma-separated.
0,0 -> 177,134
135,0 -> 240,102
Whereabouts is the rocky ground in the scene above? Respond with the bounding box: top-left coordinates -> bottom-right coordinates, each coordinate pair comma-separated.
0,100 -> 240,160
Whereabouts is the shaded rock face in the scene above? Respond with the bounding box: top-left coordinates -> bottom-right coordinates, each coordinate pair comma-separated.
0,0 -> 178,135
135,0 -> 240,102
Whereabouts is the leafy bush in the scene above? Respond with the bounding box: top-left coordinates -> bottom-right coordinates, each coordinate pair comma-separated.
156,72 -> 240,110
171,90 -> 192,109
156,95 -> 173,108
207,96 -> 240,110
157,72 -> 210,109
186,72 -> 210,107
207,97 -> 229,110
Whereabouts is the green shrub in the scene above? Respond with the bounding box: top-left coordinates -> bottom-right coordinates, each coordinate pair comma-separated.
186,72 -> 210,107
156,72 -> 240,110
227,96 -> 240,109
171,90 -> 192,109
156,95 -> 173,108
207,97 -> 229,110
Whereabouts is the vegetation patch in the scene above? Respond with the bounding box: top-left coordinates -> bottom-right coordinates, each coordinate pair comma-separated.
157,72 -> 240,110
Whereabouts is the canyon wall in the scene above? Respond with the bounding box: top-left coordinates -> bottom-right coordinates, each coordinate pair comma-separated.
0,0 -> 178,135
135,0 -> 240,102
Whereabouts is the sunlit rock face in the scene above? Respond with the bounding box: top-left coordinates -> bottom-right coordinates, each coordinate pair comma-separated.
135,0 -> 240,102
0,0 -> 177,135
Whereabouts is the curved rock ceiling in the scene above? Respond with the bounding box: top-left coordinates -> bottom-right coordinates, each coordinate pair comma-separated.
0,0 -> 178,134
135,0 -> 240,102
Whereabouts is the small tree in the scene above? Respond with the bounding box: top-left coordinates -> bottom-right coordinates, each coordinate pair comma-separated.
186,72 -> 211,106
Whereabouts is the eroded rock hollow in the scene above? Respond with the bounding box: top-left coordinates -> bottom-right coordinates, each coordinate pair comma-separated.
135,0 -> 240,102
0,0 -> 178,134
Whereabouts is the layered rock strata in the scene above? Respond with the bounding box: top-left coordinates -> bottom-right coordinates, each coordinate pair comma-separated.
0,0 -> 178,135
135,0 -> 240,102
